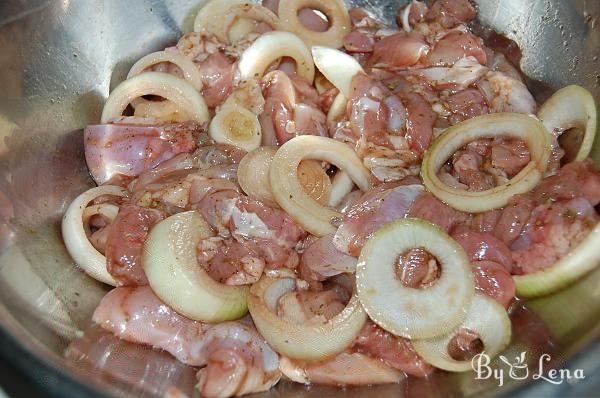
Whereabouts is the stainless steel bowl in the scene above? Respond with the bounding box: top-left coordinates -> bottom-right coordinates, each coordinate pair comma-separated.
0,0 -> 599,396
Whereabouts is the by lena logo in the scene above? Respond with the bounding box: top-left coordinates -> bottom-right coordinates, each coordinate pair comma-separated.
471,352 -> 585,387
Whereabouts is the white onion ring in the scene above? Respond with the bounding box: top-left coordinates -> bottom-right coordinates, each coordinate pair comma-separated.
132,100 -> 189,122
513,221 -> 600,297
421,113 -> 551,213
194,0 -> 279,44
326,91 -> 348,125
269,136 -> 372,236
238,147 -> 279,207
248,276 -> 367,361
238,31 -> 315,83
328,171 -> 354,207
537,85 -> 597,162
101,72 -> 209,124
143,211 -> 249,322
209,104 -> 262,152
356,219 -> 475,339
312,46 -> 364,97
62,186 -> 128,286
278,0 -> 351,48
412,295 -> 511,372
127,51 -> 203,91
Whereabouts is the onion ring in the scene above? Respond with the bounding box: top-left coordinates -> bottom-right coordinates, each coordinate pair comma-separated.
62,185 -> 128,286
237,31 -> 315,83
194,0 -> 279,44
127,51 -> 203,91
412,295 -> 511,372
312,46 -> 365,97
326,91 -> 348,125
278,0 -> 351,48
269,136 -> 372,236
356,219 -> 475,339
421,113 -> 551,213
513,221 -> 600,297
328,171 -> 354,207
248,275 -> 367,361
101,72 -> 209,124
538,85 -> 597,162
143,211 -> 249,322
209,104 -> 262,152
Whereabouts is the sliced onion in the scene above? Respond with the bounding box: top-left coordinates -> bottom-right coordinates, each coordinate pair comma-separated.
194,0 -> 279,44
238,147 -> 279,207
238,31 -> 315,83
278,0 -> 351,48
538,85 -> 597,162
62,186 -> 128,286
127,50 -> 203,91
297,160 -> 332,206
142,211 -> 249,322
513,222 -> 600,297
412,295 -> 511,372
248,275 -> 367,361
312,46 -> 364,97
239,148 -> 332,207
101,72 -> 209,124
209,104 -> 261,152
326,91 -> 348,125
328,171 -> 354,207
269,136 -> 372,236
421,113 -> 551,213
356,219 -> 475,339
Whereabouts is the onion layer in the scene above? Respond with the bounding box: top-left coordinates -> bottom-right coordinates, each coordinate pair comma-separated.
278,0 -> 351,48
127,50 -> 203,91
133,100 -> 189,122
194,0 -> 279,44
62,186 -> 128,286
248,276 -> 367,361
356,219 -> 475,339
513,222 -> 600,297
238,147 -> 279,207
326,91 -> 348,125
269,136 -> 372,236
312,46 -> 364,97
421,113 -> 551,213
237,31 -> 315,83
142,211 -> 249,322
238,148 -> 332,207
328,171 -> 354,207
101,72 -> 209,124
209,105 -> 262,152
412,295 -> 511,372
538,85 -> 597,162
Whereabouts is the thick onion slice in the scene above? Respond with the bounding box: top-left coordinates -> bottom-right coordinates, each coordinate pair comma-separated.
412,295 -> 511,372
356,219 -> 475,339
127,50 -> 203,91
248,276 -> 367,361
194,0 -> 279,44
297,160 -> 332,206
312,46 -> 364,97
538,85 -> 597,162
62,185 -> 128,286
278,0 -> 351,48
238,31 -> 315,83
328,171 -> 354,207
513,222 -> 600,297
238,147 -> 279,207
326,91 -> 348,125
238,148 -> 332,207
269,136 -> 372,236
209,105 -> 261,152
142,211 -> 249,322
101,72 -> 209,124
422,113 -> 551,213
